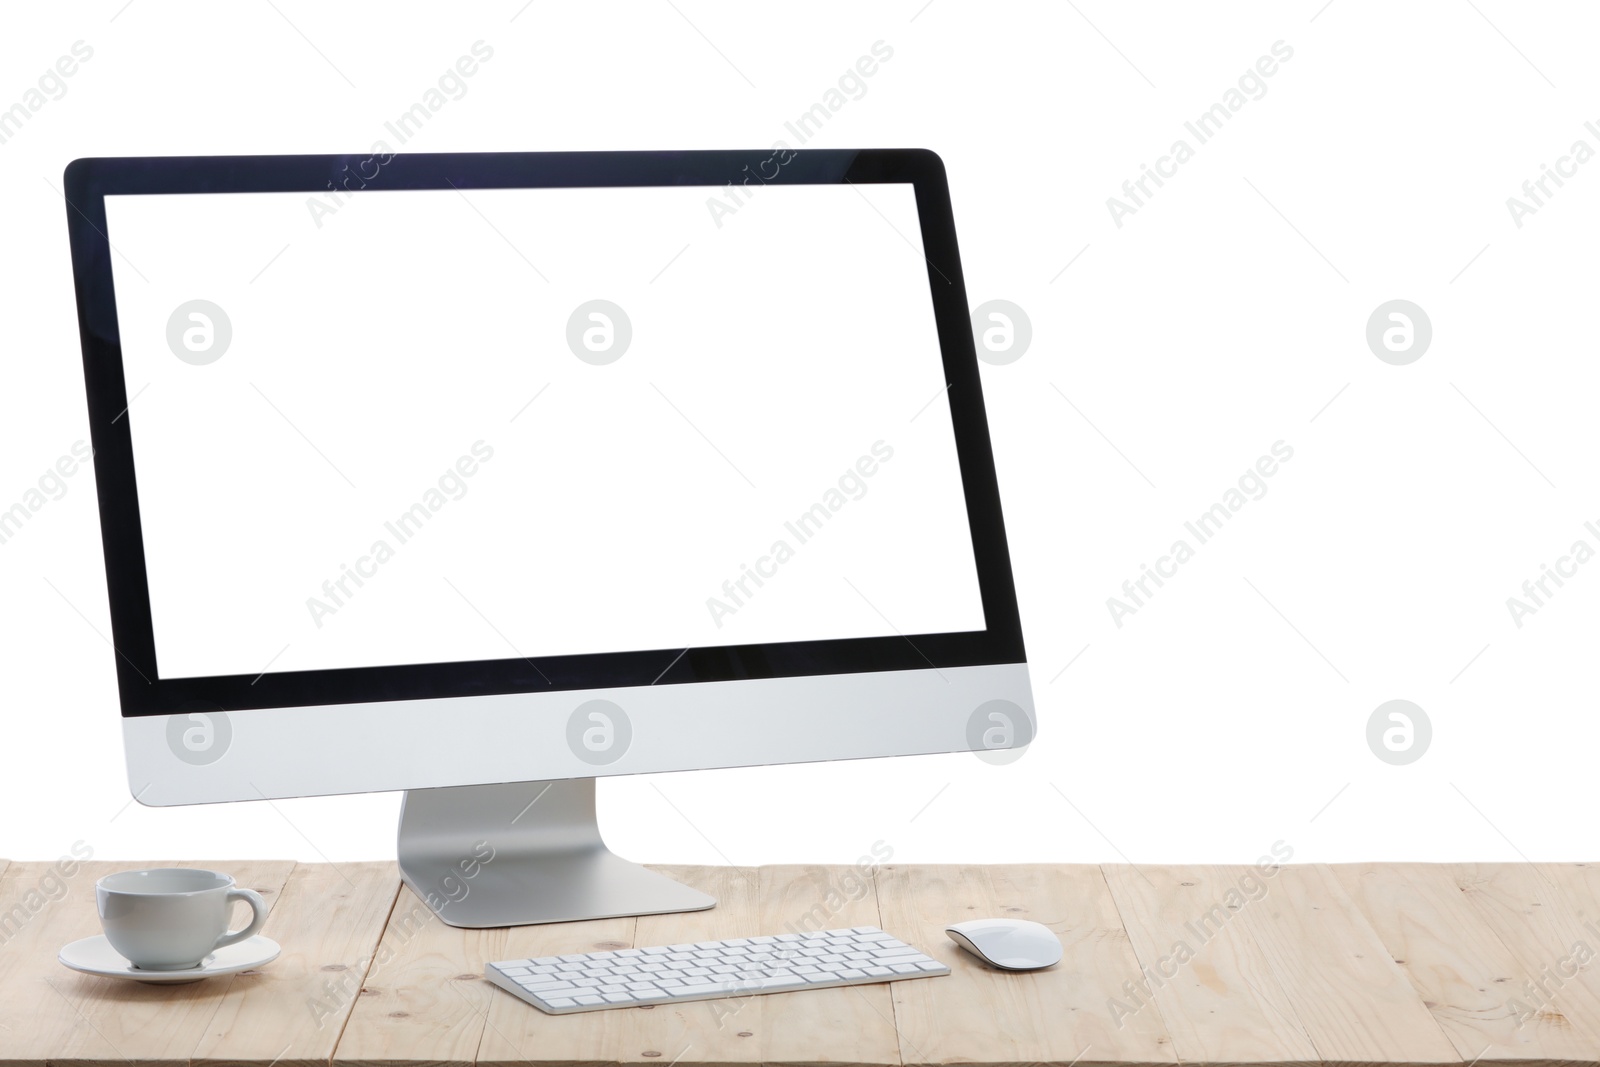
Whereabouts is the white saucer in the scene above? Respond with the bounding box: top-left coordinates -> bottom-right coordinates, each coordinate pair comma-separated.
59,934 -> 281,984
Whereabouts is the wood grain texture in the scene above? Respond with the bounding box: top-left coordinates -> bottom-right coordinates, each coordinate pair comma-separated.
1531,862 -> 1600,1050
11,861 -> 1600,1065
1333,862 -> 1599,1064
1101,863 -> 1319,1066
1232,864 -> 1459,1067
739,863 -> 904,1066
878,863 -> 1174,1067
1451,862 -> 1600,1051
335,882 -> 508,1067
190,860 -> 400,1067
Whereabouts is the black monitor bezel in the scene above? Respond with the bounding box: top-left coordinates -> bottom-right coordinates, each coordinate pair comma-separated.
64,149 -> 1026,718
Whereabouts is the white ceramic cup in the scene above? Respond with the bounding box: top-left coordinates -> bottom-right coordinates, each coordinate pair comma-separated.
96,868 -> 268,971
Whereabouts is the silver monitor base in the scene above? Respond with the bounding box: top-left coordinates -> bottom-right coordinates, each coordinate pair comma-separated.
396,779 -> 716,928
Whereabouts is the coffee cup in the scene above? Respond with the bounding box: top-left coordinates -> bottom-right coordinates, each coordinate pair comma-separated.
96,868 -> 268,971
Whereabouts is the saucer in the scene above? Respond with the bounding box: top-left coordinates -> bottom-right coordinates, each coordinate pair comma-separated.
59,934 -> 281,984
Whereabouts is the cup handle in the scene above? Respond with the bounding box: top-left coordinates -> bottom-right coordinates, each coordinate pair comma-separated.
212,887 -> 268,952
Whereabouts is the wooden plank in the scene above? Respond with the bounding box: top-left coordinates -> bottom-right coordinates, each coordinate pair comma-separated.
192,861 -> 400,1067
1102,863 -> 1318,1066
1231,864 -> 1460,1066
51,860 -> 299,1067
880,864 -> 1173,1067
465,883 -> 641,1067
740,863 -> 905,1066
334,883 -> 507,1067
1531,862 -> 1600,1048
1334,862 -> 1600,1064
1451,862 -> 1600,1048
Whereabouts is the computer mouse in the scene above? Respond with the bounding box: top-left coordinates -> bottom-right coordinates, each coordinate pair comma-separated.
945,918 -> 1063,971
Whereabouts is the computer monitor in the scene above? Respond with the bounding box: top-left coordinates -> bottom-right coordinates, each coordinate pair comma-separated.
64,149 -> 1033,927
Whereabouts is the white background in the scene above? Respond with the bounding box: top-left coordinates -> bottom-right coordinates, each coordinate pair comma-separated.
1,1 -> 1595,867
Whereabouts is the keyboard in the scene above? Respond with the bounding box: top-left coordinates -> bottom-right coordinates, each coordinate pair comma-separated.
485,925 -> 949,1014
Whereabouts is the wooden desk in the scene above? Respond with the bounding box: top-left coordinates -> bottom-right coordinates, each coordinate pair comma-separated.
1,859 -> 1597,1065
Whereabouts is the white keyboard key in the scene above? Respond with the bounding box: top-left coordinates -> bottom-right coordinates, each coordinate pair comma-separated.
701,975 -> 806,995
525,981 -> 577,994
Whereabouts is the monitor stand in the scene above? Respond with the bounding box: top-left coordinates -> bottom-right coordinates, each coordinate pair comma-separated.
396,779 -> 717,928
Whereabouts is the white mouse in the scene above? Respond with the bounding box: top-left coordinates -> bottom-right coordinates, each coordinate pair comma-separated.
945,918 -> 1062,971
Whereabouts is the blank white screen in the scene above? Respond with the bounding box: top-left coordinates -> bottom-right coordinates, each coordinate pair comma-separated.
104,182 -> 985,679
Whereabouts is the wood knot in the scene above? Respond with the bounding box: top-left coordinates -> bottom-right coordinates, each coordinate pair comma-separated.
389,1011 -> 410,1018
642,1052 -> 662,1058
321,964 -> 348,972
594,940 -> 629,950
737,1031 -> 753,1038
454,973 -> 479,981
